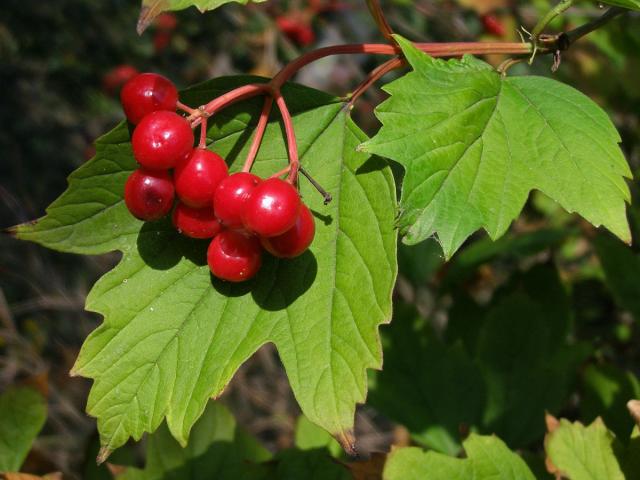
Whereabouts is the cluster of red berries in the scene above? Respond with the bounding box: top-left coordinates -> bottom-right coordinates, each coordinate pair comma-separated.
119,73 -> 315,282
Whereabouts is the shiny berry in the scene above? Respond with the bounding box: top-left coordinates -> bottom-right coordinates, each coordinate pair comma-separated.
242,178 -> 301,237
207,231 -> 262,282
213,172 -> 261,229
124,168 -> 174,221
174,148 -> 229,208
172,203 -> 222,239
261,204 -> 315,258
120,73 -> 178,124
132,111 -> 194,170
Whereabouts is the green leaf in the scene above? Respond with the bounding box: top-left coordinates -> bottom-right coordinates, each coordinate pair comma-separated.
137,0 -> 267,33
441,228 -> 568,288
383,433 -> 535,480
294,416 -> 343,458
369,304 -> 485,455
361,36 -> 631,258
545,418 -> 625,480
581,364 -> 640,440
117,401 -> 270,480
271,449 -> 351,480
0,387 -> 47,472
599,0 -> 640,11
15,78 -> 397,457
476,265 -> 590,447
594,233 -> 640,320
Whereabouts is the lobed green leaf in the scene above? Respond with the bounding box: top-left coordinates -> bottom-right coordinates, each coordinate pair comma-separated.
362,36 -> 632,258
16,77 -> 397,457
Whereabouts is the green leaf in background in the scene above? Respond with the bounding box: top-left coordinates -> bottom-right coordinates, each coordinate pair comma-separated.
271,449 -> 350,480
599,0 -> 640,11
361,35 -> 631,258
473,265 -> 588,447
0,387 -> 47,473
594,233 -> 640,320
441,228 -> 568,289
581,364 -> 640,441
14,78 -> 397,458
294,416 -> 343,458
117,401 -> 270,480
383,433 -> 535,480
544,417 -> 626,480
369,304 -> 485,455
137,0 -> 267,33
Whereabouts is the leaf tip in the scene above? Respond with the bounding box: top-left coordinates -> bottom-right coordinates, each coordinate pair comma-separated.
137,0 -> 168,35
97,446 -> 112,465
545,412 -> 560,433
335,429 -> 358,457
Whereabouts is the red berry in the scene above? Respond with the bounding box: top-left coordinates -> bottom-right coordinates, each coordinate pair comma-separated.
102,64 -> 140,96
155,13 -> 178,31
262,203 -> 315,258
207,231 -> 262,282
481,14 -> 506,37
213,172 -> 261,230
120,73 -> 178,124
175,148 -> 229,208
153,31 -> 172,53
132,111 -> 194,170
124,168 -> 174,221
172,203 -> 222,239
276,16 -> 315,46
242,178 -> 301,237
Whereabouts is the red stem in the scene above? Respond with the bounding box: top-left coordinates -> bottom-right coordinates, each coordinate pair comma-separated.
270,42 -> 532,88
198,116 -> 208,149
177,100 -> 199,115
273,91 -> 299,185
189,83 -> 272,128
347,56 -> 404,108
242,97 -> 274,172
366,0 -> 395,42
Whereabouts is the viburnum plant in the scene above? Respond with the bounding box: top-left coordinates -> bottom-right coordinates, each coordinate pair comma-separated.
10,0 -> 639,468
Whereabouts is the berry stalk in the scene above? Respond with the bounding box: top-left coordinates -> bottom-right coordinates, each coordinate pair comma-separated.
242,96 -> 274,173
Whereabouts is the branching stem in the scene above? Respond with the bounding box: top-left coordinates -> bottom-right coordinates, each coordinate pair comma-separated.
242,96 -> 274,172
366,0 -> 395,42
347,57 -> 404,108
273,91 -> 300,185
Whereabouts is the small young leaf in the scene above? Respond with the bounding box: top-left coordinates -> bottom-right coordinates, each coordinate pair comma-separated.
544,417 -> 625,480
15,78 -> 397,457
383,434 -> 535,480
361,36 -> 631,258
0,387 -> 47,472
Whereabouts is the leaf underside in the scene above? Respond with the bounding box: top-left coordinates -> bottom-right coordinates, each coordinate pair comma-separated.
137,0 -> 266,33
15,78 -> 397,456
362,36 -> 631,258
